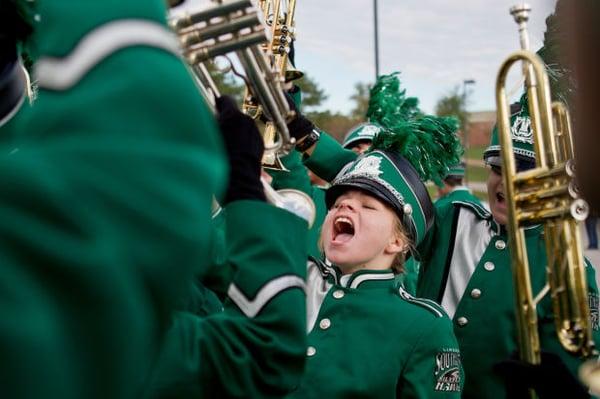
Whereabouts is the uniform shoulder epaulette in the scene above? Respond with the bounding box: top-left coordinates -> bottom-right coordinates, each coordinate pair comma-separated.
451,200 -> 490,220
396,285 -> 448,319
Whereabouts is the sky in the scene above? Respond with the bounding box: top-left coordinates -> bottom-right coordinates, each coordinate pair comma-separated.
182,0 -> 558,115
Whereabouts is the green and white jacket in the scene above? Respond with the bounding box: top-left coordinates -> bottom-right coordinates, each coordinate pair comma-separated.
147,201 -> 309,398
417,200 -> 600,399
287,259 -> 463,398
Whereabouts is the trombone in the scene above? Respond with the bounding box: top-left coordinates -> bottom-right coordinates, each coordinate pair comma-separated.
495,3 -> 595,378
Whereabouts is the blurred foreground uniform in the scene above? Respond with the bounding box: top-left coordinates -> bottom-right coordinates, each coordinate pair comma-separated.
0,0 -> 227,397
146,96 -> 309,398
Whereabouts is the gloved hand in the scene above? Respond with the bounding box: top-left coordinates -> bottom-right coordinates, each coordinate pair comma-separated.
493,351 -> 589,399
216,96 -> 266,204
284,91 -> 315,142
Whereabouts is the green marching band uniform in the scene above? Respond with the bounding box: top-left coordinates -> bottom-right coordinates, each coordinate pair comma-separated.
287,70 -> 600,397
434,162 -> 483,210
417,98 -> 600,398
1,0 -> 309,398
284,75 -> 466,397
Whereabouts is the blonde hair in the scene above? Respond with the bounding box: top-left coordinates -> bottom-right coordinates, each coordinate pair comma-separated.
391,217 -> 413,274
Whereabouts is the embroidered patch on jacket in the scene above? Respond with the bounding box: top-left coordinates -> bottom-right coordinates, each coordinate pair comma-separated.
434,349 -> 461,392
589,292 -> 599,331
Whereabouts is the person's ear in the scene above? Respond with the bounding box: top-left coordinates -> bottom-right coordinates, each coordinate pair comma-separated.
384,234 -> 405,256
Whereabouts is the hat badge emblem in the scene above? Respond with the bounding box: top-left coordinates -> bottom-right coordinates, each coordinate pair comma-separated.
510,116 -> 533,144
348,155 -> 383,178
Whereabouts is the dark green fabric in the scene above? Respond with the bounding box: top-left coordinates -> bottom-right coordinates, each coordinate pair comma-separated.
303,132 -> 358,182
417,202 -> 600,399
0,1 -> 226,397
270,150 -> 327,258
434,188 -> 482,211
399,258 -> 420,296
146,201 -> 308,398
289,265 -> 463,398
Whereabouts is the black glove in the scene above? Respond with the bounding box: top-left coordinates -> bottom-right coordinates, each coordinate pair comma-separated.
284,92 -> 315,141
216,96 -> 266,204
493,351 -> 589,399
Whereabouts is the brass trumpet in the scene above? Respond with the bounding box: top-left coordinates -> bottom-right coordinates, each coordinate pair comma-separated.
169,0 -> 296,167
495,3 -> 595,376
168,1 -> 315,226
243,0 -> 299,169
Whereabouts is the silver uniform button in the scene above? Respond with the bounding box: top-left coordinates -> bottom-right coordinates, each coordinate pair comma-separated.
471,288 -> 482,299
307,346 -> 316,357
495,239 -> 506,250
457,317 -> 468,326
333,289 -> 345,299
484,261 -> 495,271
319,318 -> 331,330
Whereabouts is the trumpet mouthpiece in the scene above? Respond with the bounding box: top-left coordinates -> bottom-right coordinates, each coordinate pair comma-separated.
510,3 -> 531,24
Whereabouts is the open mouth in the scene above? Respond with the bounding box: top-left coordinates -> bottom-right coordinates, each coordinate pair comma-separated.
496,192 -> 506,205
333,216 -> 355,243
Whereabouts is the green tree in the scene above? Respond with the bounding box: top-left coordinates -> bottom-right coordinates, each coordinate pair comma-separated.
203,61 -> 246,104
295,73 -> 328,111
349,82 -> 370,121
434,86 -> 468,131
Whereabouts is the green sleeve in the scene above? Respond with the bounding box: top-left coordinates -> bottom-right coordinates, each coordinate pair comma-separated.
399,316 -> 464,398
538,258 -> 600,380
303,132 -> 358,182
416,203 -> 458,300
269,150 -> 313,195
0,116 -> 224,398
147,201 -> 308,398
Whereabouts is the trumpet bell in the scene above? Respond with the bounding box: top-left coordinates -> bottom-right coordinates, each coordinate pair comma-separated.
284,64 -> 304,82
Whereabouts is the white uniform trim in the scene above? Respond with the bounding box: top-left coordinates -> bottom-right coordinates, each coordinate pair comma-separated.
398,286 -> 445,318
306,261 -> 333,332
349,272 -> 395,289
0,89 -> 25,128
35,19 -> 180,90
228,274 -> 306,318
442,207 -> 493,318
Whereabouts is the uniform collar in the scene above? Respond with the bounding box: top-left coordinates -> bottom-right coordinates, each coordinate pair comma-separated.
338,269 -> 396,289
449,185 -> 470,194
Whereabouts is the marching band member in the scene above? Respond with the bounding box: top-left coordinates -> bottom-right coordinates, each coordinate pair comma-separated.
342,122 -> 384,154
1,1 -> 309,398
281,83 -> 464,397
434,161 -> 483,209
417,96 -> 600,398
146,96 -> 309,398
0,0 -> 227,396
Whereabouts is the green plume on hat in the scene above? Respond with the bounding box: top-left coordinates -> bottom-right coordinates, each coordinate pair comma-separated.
371,116 -> 462,187
365,72 -> 462,187
366,72 -> 422,127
